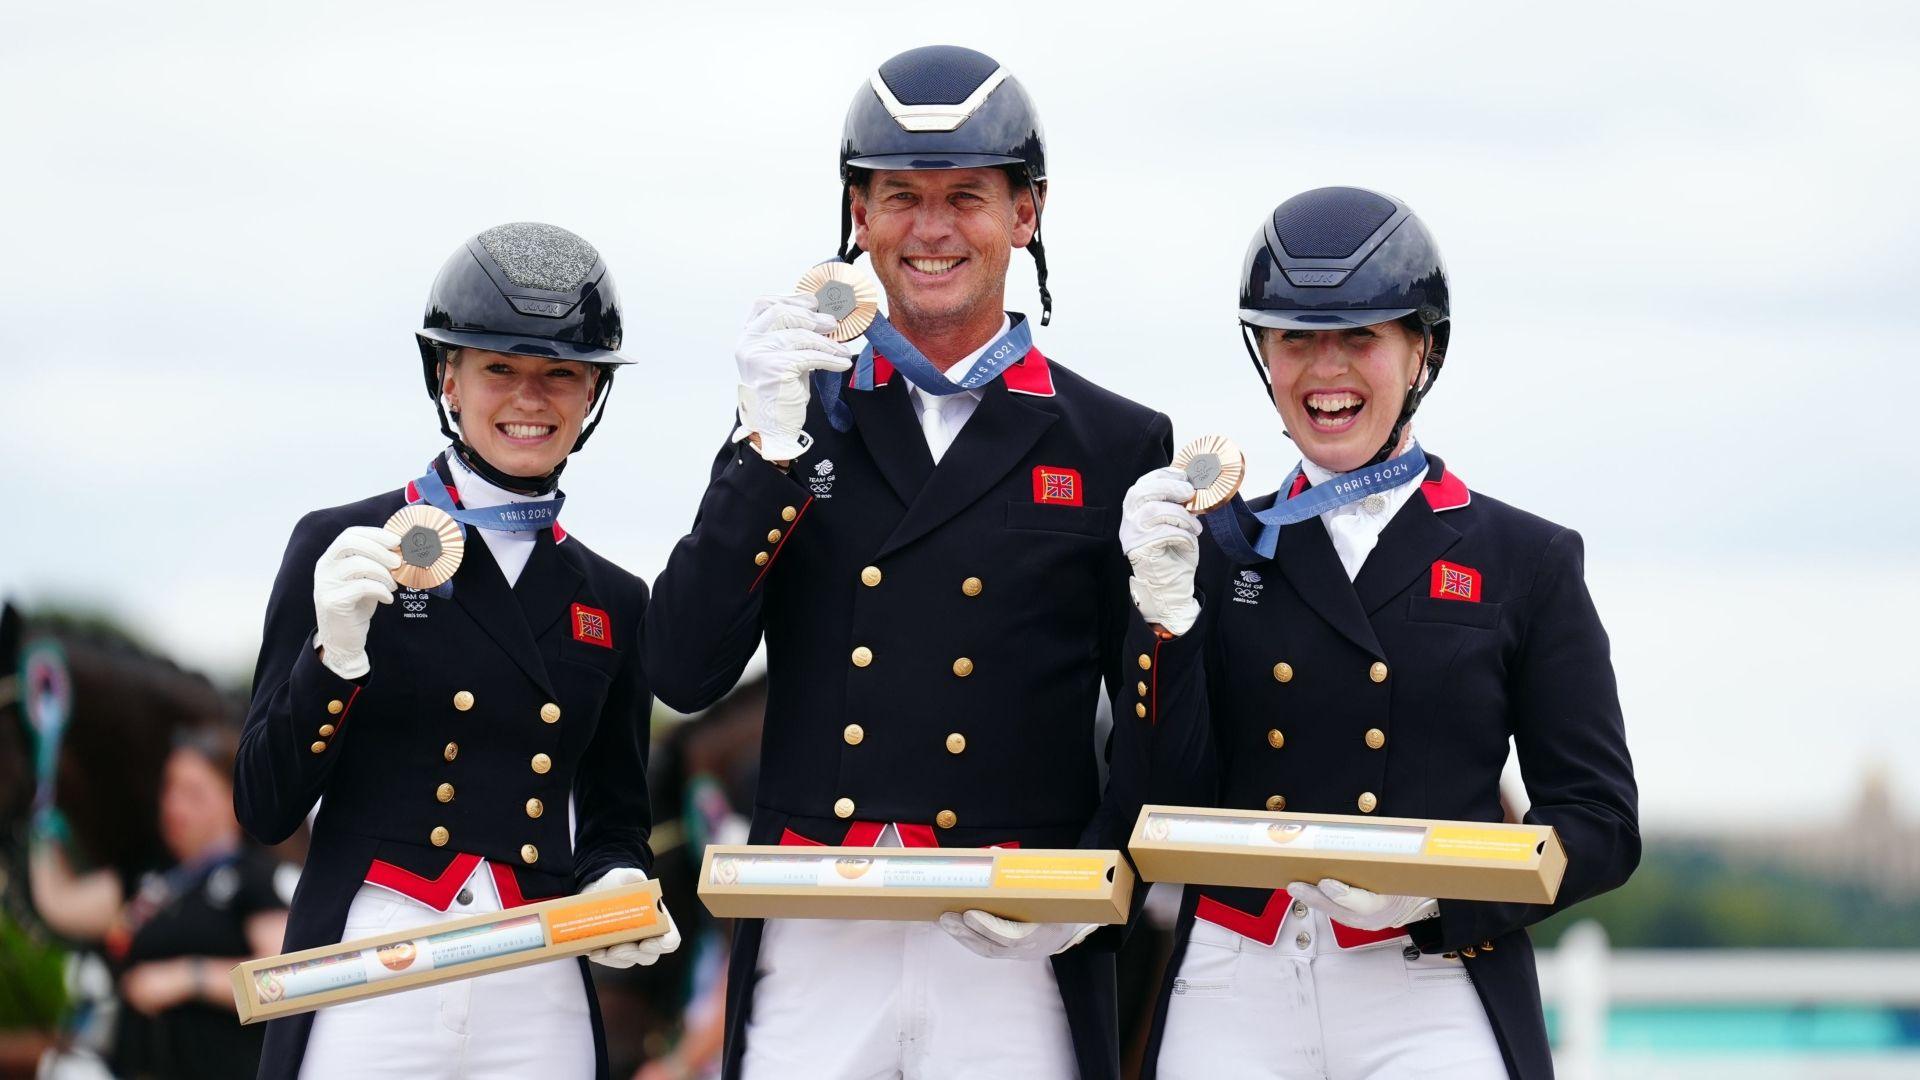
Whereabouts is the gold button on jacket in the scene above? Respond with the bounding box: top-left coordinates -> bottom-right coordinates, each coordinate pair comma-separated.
834,797 -> 855,819
520,844 -> 539,864
540,702 -> 561,724
936,810 -> 957,829
860,566 -> 883,587
766,528 -> 783,544
436,783 -> 455,803
430,826 -> 449,847
1272,662 -> 1294,683
1369,661 -> 1389,683
1136,681 -> 1148,696
781,505 -> 798,522
327,699 -> 345,715
1358,792 -> 1379,813
309,740 -> 327,755
531,753 -> 552,774
1266,729 -> 1285,749
526,798 -> 544,819
1365,728 -> 1386,750
1265,795 -> 1286,811
318,724 -> 335,737
844,724 -> 865,746
1137,653 -> 1152,671
961,576 -> 983,597
1134,703 -> 1147,718
443,741 -> 459,762
951,657 -> 974,677
753,551 -> 770,566
946,733 -> 966,754
453,690 -> 475,711
851,646 -> 873,668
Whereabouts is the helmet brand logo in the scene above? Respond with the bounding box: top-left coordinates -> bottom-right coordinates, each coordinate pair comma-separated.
509,297 -> 572,318
1284,269 -> 1349,287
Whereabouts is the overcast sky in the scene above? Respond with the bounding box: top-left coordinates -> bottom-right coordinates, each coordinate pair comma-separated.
3,0 -> 1916,832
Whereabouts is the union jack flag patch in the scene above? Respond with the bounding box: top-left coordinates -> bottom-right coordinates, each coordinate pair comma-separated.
571,603 -> 613,647
1430,561 -> 1482,603
1032,466 -> 1083,506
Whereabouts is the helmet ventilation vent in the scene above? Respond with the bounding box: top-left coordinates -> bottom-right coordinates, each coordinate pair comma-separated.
1271,188 -> 1397,260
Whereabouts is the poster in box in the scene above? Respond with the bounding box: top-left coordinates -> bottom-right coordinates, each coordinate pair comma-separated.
231,879 -> 667,1023
1127,805 -> 1564,904
697,845 -> 1134,923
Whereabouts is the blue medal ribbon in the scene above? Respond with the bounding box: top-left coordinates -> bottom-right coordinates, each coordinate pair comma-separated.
814,312 -> 1034,433
404,453 -> 565,595
1202,446 -> 1428,564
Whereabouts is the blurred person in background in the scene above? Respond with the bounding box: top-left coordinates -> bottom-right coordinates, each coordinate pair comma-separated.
30,726 -> 291,1080
1118,188 -> 1638,1078
4,608 -> 278,1077
234,223 -> 677,1080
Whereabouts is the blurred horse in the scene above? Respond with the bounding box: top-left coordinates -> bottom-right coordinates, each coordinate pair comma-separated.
0,602 -> 237,936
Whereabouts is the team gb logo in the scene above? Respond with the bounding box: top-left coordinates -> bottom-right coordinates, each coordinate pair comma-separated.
1232,569 -> 1264,605
809,457 -> 836,499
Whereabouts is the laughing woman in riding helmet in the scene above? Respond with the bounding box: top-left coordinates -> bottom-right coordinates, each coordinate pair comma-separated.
1116,188 -> 1639,1079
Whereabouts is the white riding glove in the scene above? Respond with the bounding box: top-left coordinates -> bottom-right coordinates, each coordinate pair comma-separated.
733,293 -> 855,462
937,909 -> 1098,960
1286,878 -> 1439,932
312,526 -> 402,680
583,867 -> 682,968
1121,467 -> 1203,636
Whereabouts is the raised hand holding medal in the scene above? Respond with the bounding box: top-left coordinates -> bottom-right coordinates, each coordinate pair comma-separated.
797,258 -> 1037,436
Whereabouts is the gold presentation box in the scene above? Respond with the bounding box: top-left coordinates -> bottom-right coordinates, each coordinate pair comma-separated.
231,879 -> 667,1023
697,845 -> 1134,924
1128,805 -> 1565,904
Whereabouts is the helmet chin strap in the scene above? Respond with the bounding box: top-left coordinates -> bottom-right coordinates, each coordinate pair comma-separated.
1366,324 -> 1443,467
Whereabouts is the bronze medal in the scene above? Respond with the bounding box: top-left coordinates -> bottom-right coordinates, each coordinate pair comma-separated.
1173,435 -> 1246,513
383,504 -> 465,590
795,261 -> 880,342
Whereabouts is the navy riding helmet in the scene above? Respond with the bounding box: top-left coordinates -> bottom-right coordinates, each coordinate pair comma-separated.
838,45 -> 1053,323
1240,187 -> 1451,465
414,222 -> 633,493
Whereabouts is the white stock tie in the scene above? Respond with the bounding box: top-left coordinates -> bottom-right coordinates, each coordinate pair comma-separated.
918,394 -> 953,464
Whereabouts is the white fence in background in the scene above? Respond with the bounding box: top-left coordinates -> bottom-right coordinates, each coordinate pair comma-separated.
1540,921 -> 1920,1080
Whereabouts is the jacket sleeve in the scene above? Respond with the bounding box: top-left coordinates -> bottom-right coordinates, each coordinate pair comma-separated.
641,432 -> 814,713
1408,527 -> 1640,953
573,587 -> 655,887
1080,411 -> 1178,857
234,511 -> 367,845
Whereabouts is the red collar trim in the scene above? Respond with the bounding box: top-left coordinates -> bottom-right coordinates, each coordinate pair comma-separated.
1002,349 -> 1055,396
1420,467 -> 1471,512
404,479 -> 460,506
858,348 -> 1055,398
